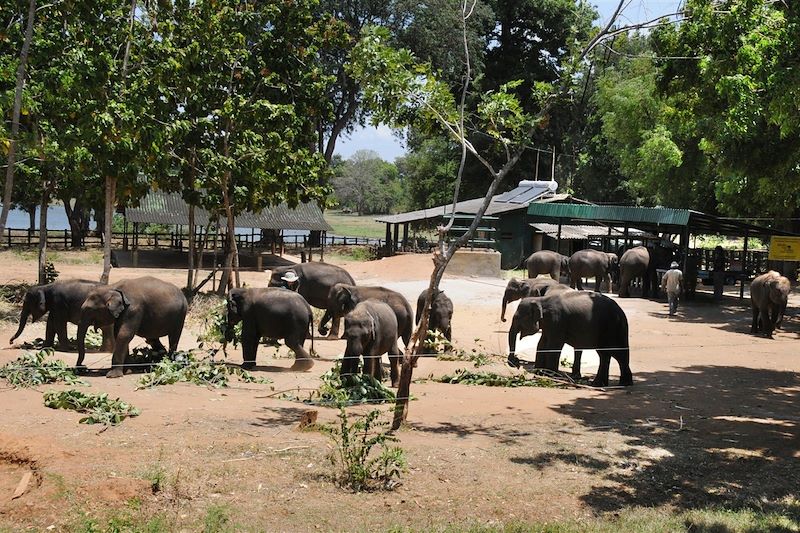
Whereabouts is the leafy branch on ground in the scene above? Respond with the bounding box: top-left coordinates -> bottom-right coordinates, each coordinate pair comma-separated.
0,282 -> 32,304
20,328 -> 104,351
195,299 -> 241,348
43,389 -> 140,425
436,368 -> 567,388
434,336 -> 496,367
137,350 -> 270,389
320,404 -> 406,491
286,361 -> 396,406
0,349 -> 86,388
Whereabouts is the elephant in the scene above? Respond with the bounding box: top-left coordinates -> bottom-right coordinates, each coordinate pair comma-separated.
227,287 -> 314,370
568,249 -> 618,293
327,284 -> 414,351
415,289 -> 454,350
750,271 -> 791,338
9,280 -> 113,351
507,291 -> 633,387
341,300 -> 400,384
525,250 -> 570,281
268,262 -> 355,338
500,277 -> 559,322
618,244 -> 674,298
76,277 -> 188,378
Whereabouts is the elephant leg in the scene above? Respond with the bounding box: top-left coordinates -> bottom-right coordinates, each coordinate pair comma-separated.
240,325 -> 259,370
56,318 -> 71,351
388,343 -> 401,388
592,353 -> 611,387
366,352 -> 384,381
329,315 -> 342,338
98,326 -> 114,352
576,278 -> 584,291
44,315 -> 56,348
288,338 -> 314,371
318,309 -> 332,336
107,326 -> 135,378
571,350 -> 582,380
147,338 -> 167,354
614,347 -> 633,386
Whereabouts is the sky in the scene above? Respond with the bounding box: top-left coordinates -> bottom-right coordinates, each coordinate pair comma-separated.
333,0 -> 684,163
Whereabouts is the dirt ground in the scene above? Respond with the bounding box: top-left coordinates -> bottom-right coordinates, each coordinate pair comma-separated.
0,249 -> 798,531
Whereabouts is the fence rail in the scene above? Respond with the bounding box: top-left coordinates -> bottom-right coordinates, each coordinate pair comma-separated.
0,227 -> 390,252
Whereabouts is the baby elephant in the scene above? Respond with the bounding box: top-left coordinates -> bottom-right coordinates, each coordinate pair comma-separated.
77,277 -> 187,377
750,271 -> 791,338
227,288 -> 314,371
342,300 -> 400,384
415,289 -> 454,349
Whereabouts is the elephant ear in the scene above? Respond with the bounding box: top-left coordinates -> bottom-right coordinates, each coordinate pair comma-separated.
107,290 -> 129,319
36,289 -> 46,312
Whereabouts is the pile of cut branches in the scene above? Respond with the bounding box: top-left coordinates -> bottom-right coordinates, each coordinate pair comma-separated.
435,368 -> 565,388
137,351 -> 269,389
43,389 -> 139,425
0,349 -> 86,388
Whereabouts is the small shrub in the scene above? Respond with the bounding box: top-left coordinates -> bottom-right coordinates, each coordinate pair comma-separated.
137,350 -> 270,389
195,299 -> 241,347
43,261 -> 59,284
435,337 -> 495,367
43,389 -> 140,425
0,349 -> 86,388
321,405 -> 407,491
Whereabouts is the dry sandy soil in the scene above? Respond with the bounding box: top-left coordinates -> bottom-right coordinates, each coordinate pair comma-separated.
0,249 -> 798,531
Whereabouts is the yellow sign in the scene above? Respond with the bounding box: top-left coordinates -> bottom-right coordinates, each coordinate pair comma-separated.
768,236 -> 800,261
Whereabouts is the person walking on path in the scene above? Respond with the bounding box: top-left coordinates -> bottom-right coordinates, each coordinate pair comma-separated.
712,245 -> 726,300
661,261 -> 684,316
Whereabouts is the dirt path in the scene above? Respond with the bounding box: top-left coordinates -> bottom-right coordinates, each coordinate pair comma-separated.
0,251 -> 797,531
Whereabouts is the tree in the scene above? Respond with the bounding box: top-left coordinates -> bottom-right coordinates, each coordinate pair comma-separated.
652,0 -> 800,222
332,150 -> 405,214
395,136 -> 460,209
150,0 -> 336,293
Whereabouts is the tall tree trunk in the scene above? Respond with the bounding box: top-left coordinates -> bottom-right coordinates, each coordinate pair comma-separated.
186,150 -> 197,290
216,175 -> 239,295
63,197 -> 87,247
28,207 -> 36,231
38,183 -> 49,284
100,176 -> 116,284
0,0 -> 37,235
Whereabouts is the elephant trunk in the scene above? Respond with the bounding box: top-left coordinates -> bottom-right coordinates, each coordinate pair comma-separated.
76,318 -> 90,368
9,307 -> 30,344
507,322 -> 520,367
501,290 -> 514,322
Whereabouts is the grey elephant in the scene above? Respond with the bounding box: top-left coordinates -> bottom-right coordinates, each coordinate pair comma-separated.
342,300 -> 400,383
507,291 -> 633,387
10,279 -> 113,351
76,277 -> 188,377
568,249 -> 618,293
750,271 -> 791,338
268,262 -> 355,338
416,288 -> 454,351
525,250 -> 570,281
500,277 -> 559,322
328,283 -> 413,358
618,245 -> 673,298
227,287 -> 314,370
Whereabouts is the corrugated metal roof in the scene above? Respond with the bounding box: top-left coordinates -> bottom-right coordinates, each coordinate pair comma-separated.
527,203 -> 691,226
530,224 -> 652,240
125,191 -> 333,231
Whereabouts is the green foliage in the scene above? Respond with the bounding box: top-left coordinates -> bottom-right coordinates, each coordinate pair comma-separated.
0,349 -> 86,388
203,504 -> 233,533
323,210 -> 387,239
320,405 -> 406,491
196,300 -> 241,347
42,261 -> 59,284
20,328 -> 103,351
136,351 -> 269,389
309,362 -> 396,406
43,389 -> 140,426
432,336 -> 494,367
332,150 -> 407,214
436,369 -> 561,388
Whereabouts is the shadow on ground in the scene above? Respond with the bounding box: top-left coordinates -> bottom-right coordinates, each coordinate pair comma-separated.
541,365 -> 800,518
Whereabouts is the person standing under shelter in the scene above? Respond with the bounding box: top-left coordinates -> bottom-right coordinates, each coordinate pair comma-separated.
661,261 -> 684,316
712,245 -> 726,300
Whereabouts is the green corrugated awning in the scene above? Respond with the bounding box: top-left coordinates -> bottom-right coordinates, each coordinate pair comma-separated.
527,203 -> 690,226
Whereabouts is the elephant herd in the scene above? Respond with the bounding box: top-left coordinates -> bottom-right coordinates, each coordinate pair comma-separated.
8,263 -> 455,386
524,245 -> 674,298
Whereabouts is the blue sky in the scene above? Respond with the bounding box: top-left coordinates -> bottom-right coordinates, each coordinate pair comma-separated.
334,0 -> 683,163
